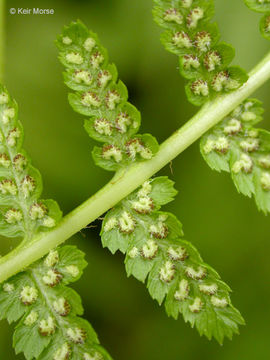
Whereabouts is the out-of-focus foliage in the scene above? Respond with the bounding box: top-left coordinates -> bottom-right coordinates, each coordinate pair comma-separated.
1,0 -> 270,359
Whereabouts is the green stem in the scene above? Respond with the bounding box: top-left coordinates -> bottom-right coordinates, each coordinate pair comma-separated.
0,51 -> 270,283
0,0 -> 5,82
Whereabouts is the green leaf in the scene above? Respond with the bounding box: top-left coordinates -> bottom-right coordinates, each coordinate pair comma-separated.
0,61 -> 111,360
101,208 -> 133,254
101,176 -> 244,344
153,0 -> 215,31
91,134 -> 159,172
147,177 -> 178,206
57,20 -> 159,171
13,307 -> 52,360
245,0 -> 270,13
245,0 -> 270,40
0,273 -> 30,323
0,85 -> 62,239
201,98 -> 270,213
260,13 -> 270,40
0,245 -> 112,360
153,0 -> 248,106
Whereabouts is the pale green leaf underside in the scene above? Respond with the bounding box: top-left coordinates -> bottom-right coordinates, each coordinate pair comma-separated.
201,98 -> 270,213
153,0 -> 248,105
56,21 -> 159,172
101,177 -> 244,344
0,245 -> 112,360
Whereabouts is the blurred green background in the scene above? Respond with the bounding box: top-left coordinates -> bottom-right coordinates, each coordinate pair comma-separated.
0,0 -> 270,359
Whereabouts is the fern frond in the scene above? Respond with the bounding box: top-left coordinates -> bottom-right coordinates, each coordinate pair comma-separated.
56,21 -> 159,172
101,177 -> 244,344
0,85 -> 62,239
56,19 -> 245,344
200,98 -> 270,213
152,0 -> 248,105
245,0 -> 270,40
0,245 -> 112,360
0,85 -> 113,359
